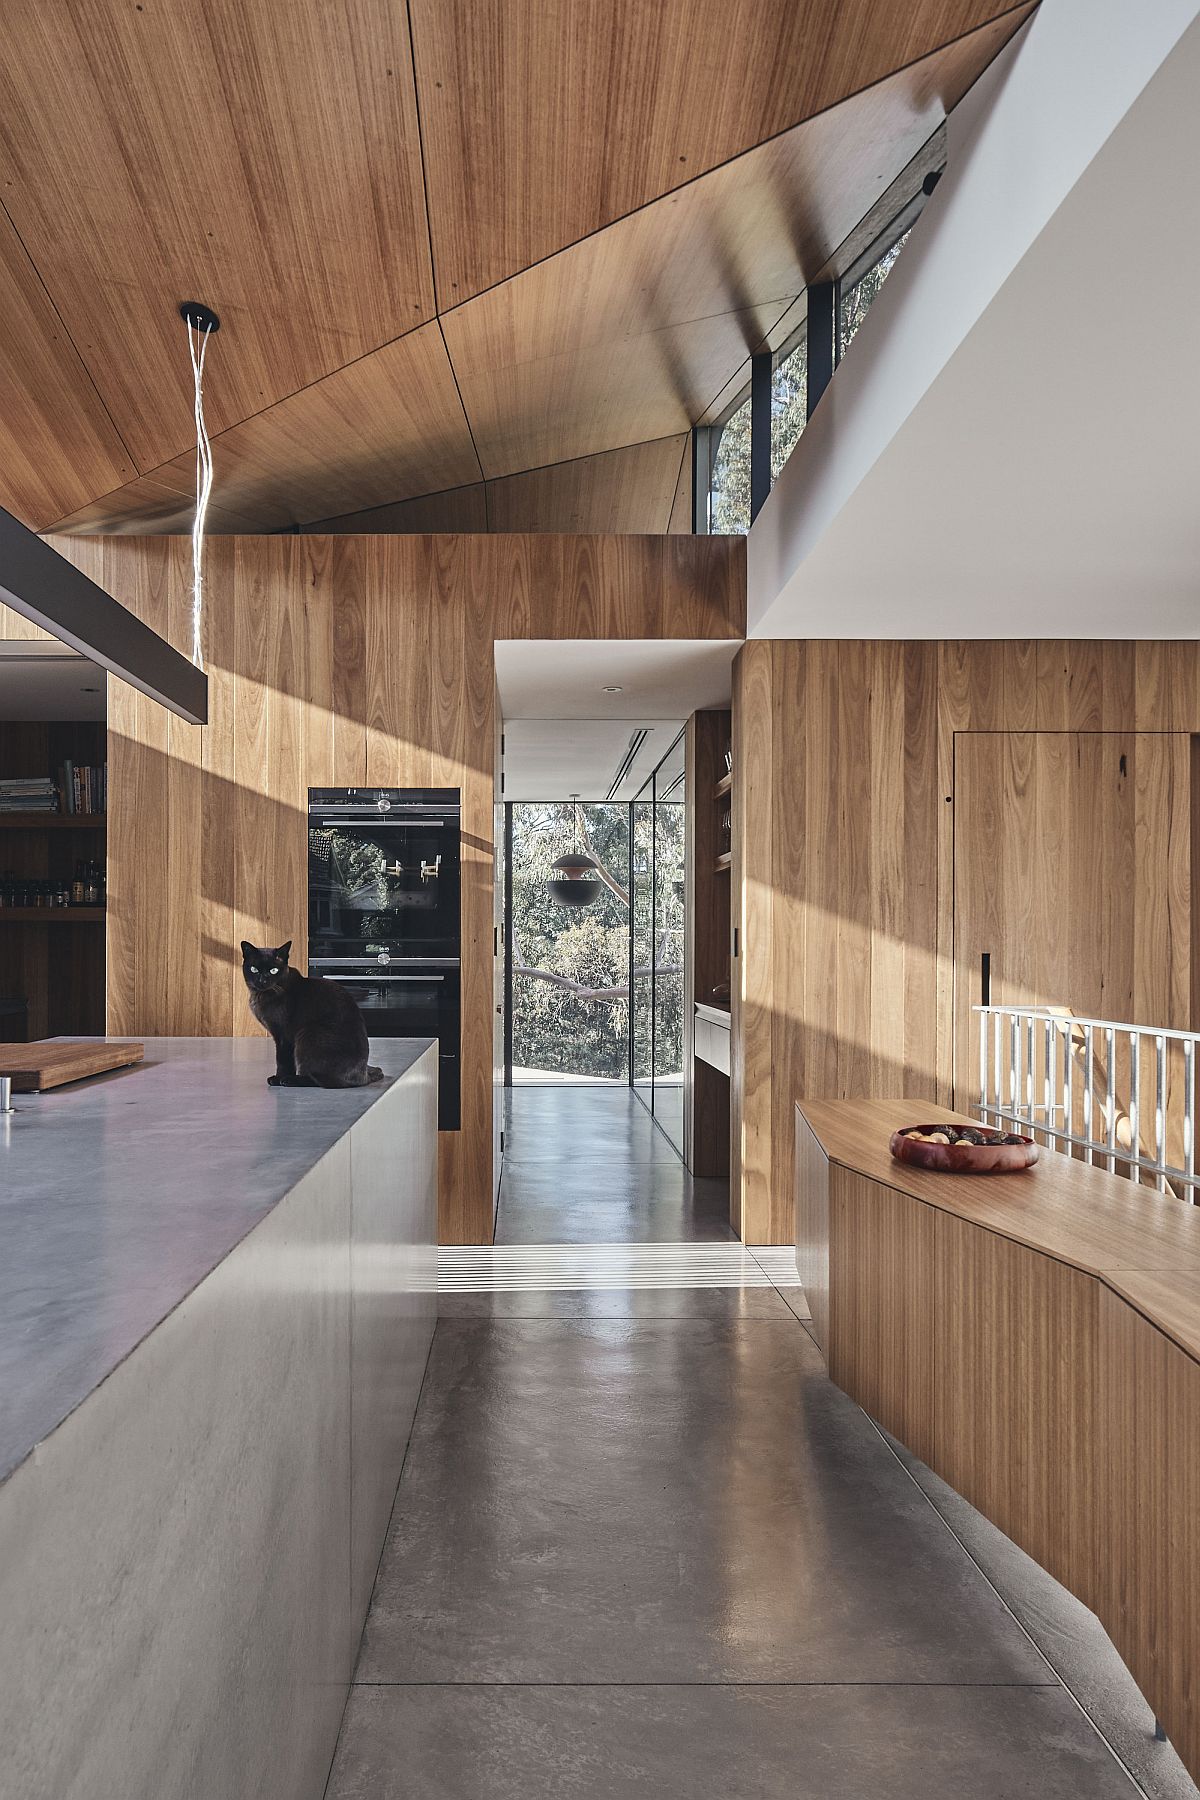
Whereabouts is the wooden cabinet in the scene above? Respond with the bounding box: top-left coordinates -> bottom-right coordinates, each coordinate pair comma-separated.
797,1095 -> 1200,1786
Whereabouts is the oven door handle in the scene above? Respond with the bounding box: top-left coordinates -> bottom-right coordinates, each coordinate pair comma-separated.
336,974 -> 445,983
315,817 -> 445,829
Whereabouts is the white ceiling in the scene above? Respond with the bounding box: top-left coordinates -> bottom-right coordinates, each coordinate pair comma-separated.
502,718 -> 682,802
0,645 -> 106,720
495,639 -> 737,800
748,1 -> 1200,639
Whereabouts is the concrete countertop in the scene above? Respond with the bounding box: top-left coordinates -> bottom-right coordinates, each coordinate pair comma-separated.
0,1036 -> 435,1487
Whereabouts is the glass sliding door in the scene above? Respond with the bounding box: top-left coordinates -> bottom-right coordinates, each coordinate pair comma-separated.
651,740 -> 686,1153
629,729 -> 687,1152
631,796 -> 654,1107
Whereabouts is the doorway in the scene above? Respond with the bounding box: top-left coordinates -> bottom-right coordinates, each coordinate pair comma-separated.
506,799 -> 632,1085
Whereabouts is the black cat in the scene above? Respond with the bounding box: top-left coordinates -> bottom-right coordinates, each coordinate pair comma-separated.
240,940 -> 383,1088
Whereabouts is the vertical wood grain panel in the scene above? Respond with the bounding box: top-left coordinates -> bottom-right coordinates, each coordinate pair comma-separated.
731,641 -> 773,1240
49,532 -> 740,1244
794,1108 -> 829,1350
933,1208 -> 1099,1603
735,640 -> 938,1244
953,731 -> 1192,1112
1098,1287 -> 1200,1779
828,1169 -> 936,1464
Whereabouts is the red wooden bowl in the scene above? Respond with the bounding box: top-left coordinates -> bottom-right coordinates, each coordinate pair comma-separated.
889,1123 -> 1039,1175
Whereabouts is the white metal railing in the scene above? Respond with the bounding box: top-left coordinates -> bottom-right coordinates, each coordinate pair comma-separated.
975,1003 -> 1198,1200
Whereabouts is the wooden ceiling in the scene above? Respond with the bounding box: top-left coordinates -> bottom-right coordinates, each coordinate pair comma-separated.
0,0 -> 1034,539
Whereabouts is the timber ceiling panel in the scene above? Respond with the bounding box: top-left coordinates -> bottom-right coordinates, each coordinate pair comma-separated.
303,436 -> 689,537
0,0 -> 433,471
439,10 -> 1024,477
0,207 -> 134,524
409,0 -> 1036,304
52,323 -> 480,535
0,0 -> 1032,539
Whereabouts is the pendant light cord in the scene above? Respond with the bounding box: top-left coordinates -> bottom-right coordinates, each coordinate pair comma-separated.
187,320 -> 214,671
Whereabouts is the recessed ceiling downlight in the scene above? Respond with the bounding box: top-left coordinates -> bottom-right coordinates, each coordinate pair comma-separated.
602,684 -> 623,693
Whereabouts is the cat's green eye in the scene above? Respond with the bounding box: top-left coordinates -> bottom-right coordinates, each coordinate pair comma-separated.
269,966 -> 279,975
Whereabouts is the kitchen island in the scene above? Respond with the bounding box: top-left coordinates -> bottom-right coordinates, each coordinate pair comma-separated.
0,1037 -> 438,1800
796,1095 -> 1200,1790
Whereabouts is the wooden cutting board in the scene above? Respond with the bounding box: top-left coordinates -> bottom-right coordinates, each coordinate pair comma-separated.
0,1040 -> 144,1091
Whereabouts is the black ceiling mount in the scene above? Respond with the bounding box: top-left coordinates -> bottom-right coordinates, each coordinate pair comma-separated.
179,300 -> 220,333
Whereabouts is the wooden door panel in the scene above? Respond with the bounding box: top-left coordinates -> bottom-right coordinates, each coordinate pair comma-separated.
953,732 -> 1192,1115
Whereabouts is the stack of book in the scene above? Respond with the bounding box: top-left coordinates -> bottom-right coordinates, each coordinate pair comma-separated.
59,762 -> 107,815
0,776 -> 59,814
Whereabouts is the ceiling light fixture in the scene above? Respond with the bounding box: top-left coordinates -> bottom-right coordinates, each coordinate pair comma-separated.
180,301 -> 220,672
605,728 -> 650,802
602,684 -> 623,693
547,795 -> 603,907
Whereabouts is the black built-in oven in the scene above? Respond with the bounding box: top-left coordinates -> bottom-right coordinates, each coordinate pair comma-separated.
308,788 -> 461,1127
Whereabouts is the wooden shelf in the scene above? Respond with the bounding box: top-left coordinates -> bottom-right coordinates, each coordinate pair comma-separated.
0,908 -> 106,922
0,813 -> 106,830
714,851 -> 732,873
714,772 -> 732,799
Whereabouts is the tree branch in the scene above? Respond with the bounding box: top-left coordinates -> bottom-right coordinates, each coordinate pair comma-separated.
573,799 -> 630,908
514,961 -> 680,1001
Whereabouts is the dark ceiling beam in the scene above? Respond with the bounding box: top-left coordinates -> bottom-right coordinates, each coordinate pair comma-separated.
0,506 -> 207,724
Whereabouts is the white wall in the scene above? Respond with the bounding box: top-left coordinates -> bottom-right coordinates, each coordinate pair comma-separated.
748,0 -> 1200,639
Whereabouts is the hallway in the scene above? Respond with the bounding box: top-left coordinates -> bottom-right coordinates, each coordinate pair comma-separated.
325,1089 -> 1192,1799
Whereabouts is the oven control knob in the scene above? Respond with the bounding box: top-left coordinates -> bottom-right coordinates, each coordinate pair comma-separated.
376,796 -> 391,812
376,950 -> 391,966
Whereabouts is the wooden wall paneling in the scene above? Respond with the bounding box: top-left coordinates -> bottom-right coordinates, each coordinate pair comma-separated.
161,540 -> 205,1037
730,642 -> 773,1239
0,605 -> 53,641
231,541 -> 275,1022
411,0 -> 1034,303
794,1109 -> 829,1350
932,1207 -> 1100,1603
1033,641 -> 1136,732
493,677 -> 504,1223
828,1169 -> 936,1464
952,731 -> 1193,1112
0,1 -> 434,473
1134,642 -> 1200,734
478,534 -> 563,641
329,538 -> 369,789
46,531 -> 743,1244
664,536 -> 746,639
557,536 -> 663,640
733,640 -> 938,1244
200,547 -> 239,1037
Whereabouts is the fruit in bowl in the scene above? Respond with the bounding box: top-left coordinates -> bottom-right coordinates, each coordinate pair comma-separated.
889,1123 -> 1039,1174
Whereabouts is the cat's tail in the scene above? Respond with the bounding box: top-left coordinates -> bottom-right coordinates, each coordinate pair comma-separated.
367,1064 -> 385,1083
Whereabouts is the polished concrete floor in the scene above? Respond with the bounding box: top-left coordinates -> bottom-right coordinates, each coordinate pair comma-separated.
325,1087 -> 1197,1800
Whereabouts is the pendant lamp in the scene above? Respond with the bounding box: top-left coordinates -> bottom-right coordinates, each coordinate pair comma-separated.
548,798 -> 603,906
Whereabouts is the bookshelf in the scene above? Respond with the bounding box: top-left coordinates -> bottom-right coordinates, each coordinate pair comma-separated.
0,720 -> 106,1039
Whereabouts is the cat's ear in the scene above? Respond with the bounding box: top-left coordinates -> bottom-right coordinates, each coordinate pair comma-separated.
240,940 -> 255,959
276,940 -> 293,961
